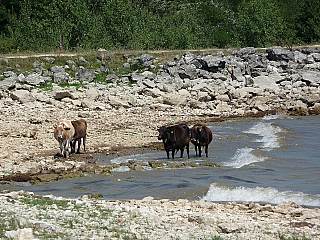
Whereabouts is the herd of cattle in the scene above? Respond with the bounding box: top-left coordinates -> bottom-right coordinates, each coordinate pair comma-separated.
53,119 -> 212,159
157,123 -> 212,159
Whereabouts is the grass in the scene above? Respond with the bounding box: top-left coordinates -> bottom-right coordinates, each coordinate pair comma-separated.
19,197 -> 70,210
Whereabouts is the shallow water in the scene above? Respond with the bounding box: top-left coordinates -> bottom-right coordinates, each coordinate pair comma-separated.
3,115 -> 320,207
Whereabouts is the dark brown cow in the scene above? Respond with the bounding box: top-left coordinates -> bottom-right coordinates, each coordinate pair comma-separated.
71,119 -> 87,154
157,124 -> 190,159
190,124 -> 212,157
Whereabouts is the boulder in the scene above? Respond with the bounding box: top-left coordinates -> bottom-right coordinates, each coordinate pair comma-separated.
43,57 -> 56,64
10,90 -> 35,103
78,56 -> 90,65
52,89 -> 72,100
75,67 -> 96,82
163,91 -> 187,106
253,74 -> 283,90
232,47 -> 256,58
86,88 -> 101,100
24,73 -> 49,86
105,74 -> 120,84
266,46 -> 294,62
108,95 -> 130,108
140,54 -> 154,67
197,55 -> 226,72
3,71 -> 16,78
53,71 -> 70,84
142,79 -> 156,88
0,76 -> 18,90
300,71 -> 320,86
178,64 -> 197,79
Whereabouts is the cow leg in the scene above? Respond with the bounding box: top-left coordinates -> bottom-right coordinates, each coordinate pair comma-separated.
205,144 -> 209,157
63,142 -> 67,158
199,145 -> 202,157
166,150 -> 170,159
83,136 -> 86,152
172,150 -> 175,159
76,139 -> 81,154
59,142 -> 64,157
70,140 -> 75,154
194,145 -> 198,157
180,148 -> 184,158
186,145 -> 190,159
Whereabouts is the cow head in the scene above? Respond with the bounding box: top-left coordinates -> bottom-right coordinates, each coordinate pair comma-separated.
55,122 -> 71,139
157,126 -> 167,141
190,125 -> 203,144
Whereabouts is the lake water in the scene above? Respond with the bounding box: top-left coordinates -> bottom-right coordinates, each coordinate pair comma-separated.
3,115 -> 320,207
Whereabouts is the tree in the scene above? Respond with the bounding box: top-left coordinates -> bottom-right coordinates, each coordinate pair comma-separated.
234,0 -> 285,47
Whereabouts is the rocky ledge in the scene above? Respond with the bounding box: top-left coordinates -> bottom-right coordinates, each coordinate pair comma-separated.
1,190 -> 319,239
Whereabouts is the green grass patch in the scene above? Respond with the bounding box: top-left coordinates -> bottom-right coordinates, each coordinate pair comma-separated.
19,197 -> 70,210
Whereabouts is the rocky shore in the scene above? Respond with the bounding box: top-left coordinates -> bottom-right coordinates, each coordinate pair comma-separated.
1,190 -> 319,239
1,46 -> 320,239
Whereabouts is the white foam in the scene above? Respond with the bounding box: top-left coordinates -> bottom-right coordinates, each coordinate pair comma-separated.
111,166 -> 130,172
262,114 -> 281,120
201,183 -> 320,207
246,122 -> 282,149
224,148 -> 264,168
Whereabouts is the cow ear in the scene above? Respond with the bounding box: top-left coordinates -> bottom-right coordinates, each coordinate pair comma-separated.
53,124 -> 57,128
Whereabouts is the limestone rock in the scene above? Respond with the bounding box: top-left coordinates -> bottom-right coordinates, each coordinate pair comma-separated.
11,90 -> 35,103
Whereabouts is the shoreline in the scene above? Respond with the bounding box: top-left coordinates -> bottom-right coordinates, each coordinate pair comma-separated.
1,189 -> 319,240
1,46 -> 320,239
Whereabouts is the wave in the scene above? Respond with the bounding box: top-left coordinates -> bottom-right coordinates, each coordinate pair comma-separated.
201,183 -> 320,207
262,114 -> 282,120
245,122 -> 282,149
223,148 -> 264,168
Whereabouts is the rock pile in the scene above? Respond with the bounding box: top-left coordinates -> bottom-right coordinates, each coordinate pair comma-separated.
1,46 -> 320,116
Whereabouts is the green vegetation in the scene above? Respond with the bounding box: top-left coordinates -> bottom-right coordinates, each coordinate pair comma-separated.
0,0 -> 319,53
19,197 -> 70,210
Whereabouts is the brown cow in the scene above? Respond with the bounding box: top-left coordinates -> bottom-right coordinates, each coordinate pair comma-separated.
54,120 -> 75,158
190,124 -> 212,157
157,124 -> 190,159
71,119 -> 87,154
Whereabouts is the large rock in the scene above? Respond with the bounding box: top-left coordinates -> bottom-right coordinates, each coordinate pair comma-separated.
24,73 -> 49,86
300,71 -> 320,86
108,95 -> 130,108
10,90 -> 35,103
51,88 -> 73,100
130,54 -> 154,69
253,74 -> 283,90
163,91 -> 188,106
105,74 -> 120,84
54,71 -> 70,84
178,64 -> 197,80
197,55 -> 226,72
75,67 -> 96,82
0,76 -> 18,90
266,46 -> 294,62
140,54 -> 154,67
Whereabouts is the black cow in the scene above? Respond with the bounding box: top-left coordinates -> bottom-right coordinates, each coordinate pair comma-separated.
190,124 -> 212,157
157,124 -> 190,159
